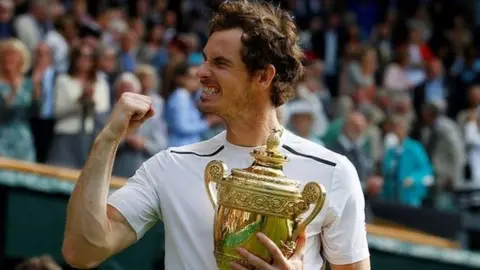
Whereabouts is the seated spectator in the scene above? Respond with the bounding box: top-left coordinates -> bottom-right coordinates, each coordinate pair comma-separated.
165,62 -> 220,147
382,115 -> 434,207
294,75 -> 329,137
328,111 -> 383,222
286,99 -> 323,145
47,45 -> 110,169
109,73 -> 164,177
0,38 -> 39,161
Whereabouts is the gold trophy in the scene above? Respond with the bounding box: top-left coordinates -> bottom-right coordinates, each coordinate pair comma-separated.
204,129 -> 326,269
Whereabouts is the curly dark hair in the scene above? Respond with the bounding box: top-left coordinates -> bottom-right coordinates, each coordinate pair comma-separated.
208,0 -> 304,107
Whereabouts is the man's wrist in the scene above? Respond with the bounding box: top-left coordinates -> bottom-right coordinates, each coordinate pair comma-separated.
96,125 -> 123,145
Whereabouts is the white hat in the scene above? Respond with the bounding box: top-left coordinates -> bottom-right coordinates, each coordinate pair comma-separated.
287,100 -> 315,116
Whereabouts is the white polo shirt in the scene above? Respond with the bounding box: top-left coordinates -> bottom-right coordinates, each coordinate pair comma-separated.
108,130 -> 369,270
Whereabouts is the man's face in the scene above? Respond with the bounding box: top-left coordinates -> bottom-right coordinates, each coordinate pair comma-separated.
291,114 -> 313,136
346,114 -> 367,142
196,29 -> 259,119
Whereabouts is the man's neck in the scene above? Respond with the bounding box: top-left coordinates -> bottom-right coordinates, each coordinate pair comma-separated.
225,108 -> 281,147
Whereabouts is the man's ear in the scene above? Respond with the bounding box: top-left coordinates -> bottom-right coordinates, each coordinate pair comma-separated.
257,64 -> 276,91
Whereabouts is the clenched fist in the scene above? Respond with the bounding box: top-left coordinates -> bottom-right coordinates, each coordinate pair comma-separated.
104,92 -> 155,140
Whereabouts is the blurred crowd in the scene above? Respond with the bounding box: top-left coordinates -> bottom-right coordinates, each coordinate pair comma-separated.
1,0 -> 480,218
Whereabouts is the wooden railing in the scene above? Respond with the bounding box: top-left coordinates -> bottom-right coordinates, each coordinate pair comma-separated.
0,157 -> 461,249
0,157 -> 127,189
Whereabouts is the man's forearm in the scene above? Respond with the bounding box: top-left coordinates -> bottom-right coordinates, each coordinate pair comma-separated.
63,127 -> 120,267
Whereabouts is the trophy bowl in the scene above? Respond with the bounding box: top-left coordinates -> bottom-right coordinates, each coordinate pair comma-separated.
204,130 -> 327,269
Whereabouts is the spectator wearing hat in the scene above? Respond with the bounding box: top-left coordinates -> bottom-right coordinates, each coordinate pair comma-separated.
286,99 -> 323,145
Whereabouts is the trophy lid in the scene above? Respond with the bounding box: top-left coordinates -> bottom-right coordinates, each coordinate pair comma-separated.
250,128 -> 288,169
230,128 -> 300,192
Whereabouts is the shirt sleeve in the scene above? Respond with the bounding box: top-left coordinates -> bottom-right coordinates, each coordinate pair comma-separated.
107,155 -> 162,241
321,156 -> 370,265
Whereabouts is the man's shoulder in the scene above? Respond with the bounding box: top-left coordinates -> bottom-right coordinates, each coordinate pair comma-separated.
160,131 -> 226,160
283,131 -> 347,169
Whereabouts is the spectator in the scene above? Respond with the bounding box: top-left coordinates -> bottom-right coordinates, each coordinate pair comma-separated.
383,48 -> 412,93
0,39 -> 39,161
45,16 -> 79,73
137,23 -> 168,69
311,11 -> 346,97
135,64 -> 168,152
0,0 -> 16,39
361,104 -> 385,167
343,45 -> 378,105
13,0 -> 53,51
458,85 -> 480,129
29,43 -> 56,163
382,114 -> 434,207
165,62 -> 219,147
413,58 -> 449,116
463,108 -> 480,187
286,99 -> 323,145
118,29 -> 138,73
294,70 -> 329,138
96,45 -> 119,106
109,72 -> 161,177
450,45 -> 480,119
328,111 -> 384,222
420,102 -> 466,208
321,95 -> 354,146
47,45 -> 110,169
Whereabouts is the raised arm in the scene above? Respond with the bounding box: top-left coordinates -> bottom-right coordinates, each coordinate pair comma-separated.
62,92 -> 155,269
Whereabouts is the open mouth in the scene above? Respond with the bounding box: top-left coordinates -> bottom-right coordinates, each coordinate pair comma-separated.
200,87 -> 221,102
202,87 -> 220,95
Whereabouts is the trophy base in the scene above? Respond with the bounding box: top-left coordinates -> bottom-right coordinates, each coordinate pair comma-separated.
215,251 -> 254,270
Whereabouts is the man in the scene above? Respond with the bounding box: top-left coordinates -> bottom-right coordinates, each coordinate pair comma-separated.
420,102 -> 465,207
62,1 -> 370,270
412,58 -> 449,117
328,111 -> 383,222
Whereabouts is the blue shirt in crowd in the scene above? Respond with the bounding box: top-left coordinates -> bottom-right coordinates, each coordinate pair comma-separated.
165,88 -> 209,147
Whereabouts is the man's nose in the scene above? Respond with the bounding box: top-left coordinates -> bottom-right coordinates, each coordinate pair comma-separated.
196,62 -> 210,79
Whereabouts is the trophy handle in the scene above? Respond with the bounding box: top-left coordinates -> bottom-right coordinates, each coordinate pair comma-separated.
291,182 -> 327,240
204,160 -> 228,209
